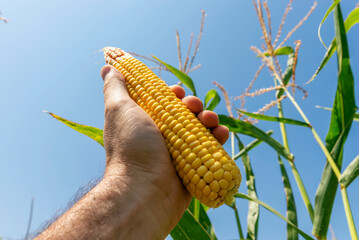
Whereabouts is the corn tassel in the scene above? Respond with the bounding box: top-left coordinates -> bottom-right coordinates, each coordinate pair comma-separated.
103,47 -> 241,208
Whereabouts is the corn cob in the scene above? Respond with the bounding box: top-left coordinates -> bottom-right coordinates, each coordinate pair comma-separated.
103,47 -> 241,208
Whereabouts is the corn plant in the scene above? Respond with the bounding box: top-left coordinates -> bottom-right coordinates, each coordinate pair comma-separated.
48,1 -> 359,239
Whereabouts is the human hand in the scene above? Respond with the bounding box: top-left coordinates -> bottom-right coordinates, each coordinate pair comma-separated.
36,65 -> 230,240
100,65 -> 229,239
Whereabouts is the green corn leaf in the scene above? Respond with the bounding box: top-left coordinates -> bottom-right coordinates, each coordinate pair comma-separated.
188,198 -> 217,240
204,89 -> 221,111
278,155 -> 298,240
153,56 -> 197,96
188,198 -> 201,220
263,46 -> 294,56
235,134 -> 259,240
340,155 -> 359,188
313,4 -> 357,238
234,193 -> 315,240
238,109 -> 311,128
345,7 -> 359,28
234,130 -> 273,160
45,111 -> 104,147
201,203 -> 210,212
219,115 -> 294,161
262,46 -> 294,98
318,0 -> 341,49
170,209 -> 213,240
308,8 -> 359,84
197,204 -> 216,239
276,47 -> 295,98
260,46 -> 295,98
274,46 -> 294,56
315,105 -> 359,122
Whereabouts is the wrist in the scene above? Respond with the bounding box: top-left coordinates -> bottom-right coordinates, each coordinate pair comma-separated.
101,160 -> 187,239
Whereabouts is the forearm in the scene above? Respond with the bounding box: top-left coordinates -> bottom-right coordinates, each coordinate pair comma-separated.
35,163 -> 181,240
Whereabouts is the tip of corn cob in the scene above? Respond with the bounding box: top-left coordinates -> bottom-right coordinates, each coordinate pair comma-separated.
103,47 -> 241,208
103,47 -> 127,65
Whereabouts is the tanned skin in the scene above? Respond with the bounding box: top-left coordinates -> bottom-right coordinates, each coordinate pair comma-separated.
36,65 -> 229,240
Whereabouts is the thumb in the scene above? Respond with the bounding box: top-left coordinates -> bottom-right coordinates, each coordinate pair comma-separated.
101,65 -> 131,109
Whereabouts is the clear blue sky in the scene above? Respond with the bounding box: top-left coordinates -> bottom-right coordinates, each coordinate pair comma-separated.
0,0 -> 358,239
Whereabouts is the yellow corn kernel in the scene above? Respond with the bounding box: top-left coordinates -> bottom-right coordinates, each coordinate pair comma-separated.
209,180 -> 220,193
210,162 -> 222,172
191,127 -> 200,135
181,120 -> 191,127
191,158 -> 202,169
198,136 -> 208,143
212,152 -> 223,161
178,159 -> 186,169
231,169 -> 239,178
219,179 -> 229,189
185,153 -> 196,164
185,123 -> 196,131
201,196 -> 209,204
104,47 -> 241,208
168,120 -> 179,129
202,141 -> 212,149
175,155 -> 183,165
209,192 -> 218,201
207,201 -> 217,208
203,171 -> 214,183
204,159 -> 215,169
196,179 -> 206,190
173,123 -> 183,133
207,146 -> 218,154
166,132 -> 175,142
214,169 -> 224,180
176,128 -> 187,138
192,145 -> 203,154
220,157 -> 229,165
181,148 -> 191,158
171,150 -> 180,159
183,164 -> 191,174
169,135 -> 179,146
223,171 -> 233,181
161,112 -> 170,122
179,143 -> 189,152
173,139 -> 185,150
228,181 -> 234,190
185,135 -> 197,144
197,165 -> 208,177
198,148 -> 209,158
163,129 -> 171,138
223,163 -> 233,171
188,183 -> 196,193
196,132 -> 205,140
200,154 -> 212,163
187,169 -> 196,180
159,124 -> 168,133
218,190 -> 227,197
194,189 -> 202,199
188,140 -> 201,149
202,186 -> 211,196
191,174 -> 200,185
181,132 -> 192,142
183,175 -> 189,185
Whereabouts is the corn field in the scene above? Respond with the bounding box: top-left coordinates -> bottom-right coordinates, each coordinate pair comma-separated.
1,1 -> 358,239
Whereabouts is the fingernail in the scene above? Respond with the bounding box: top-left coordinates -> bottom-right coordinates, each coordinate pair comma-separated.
100,65 -> 112,81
